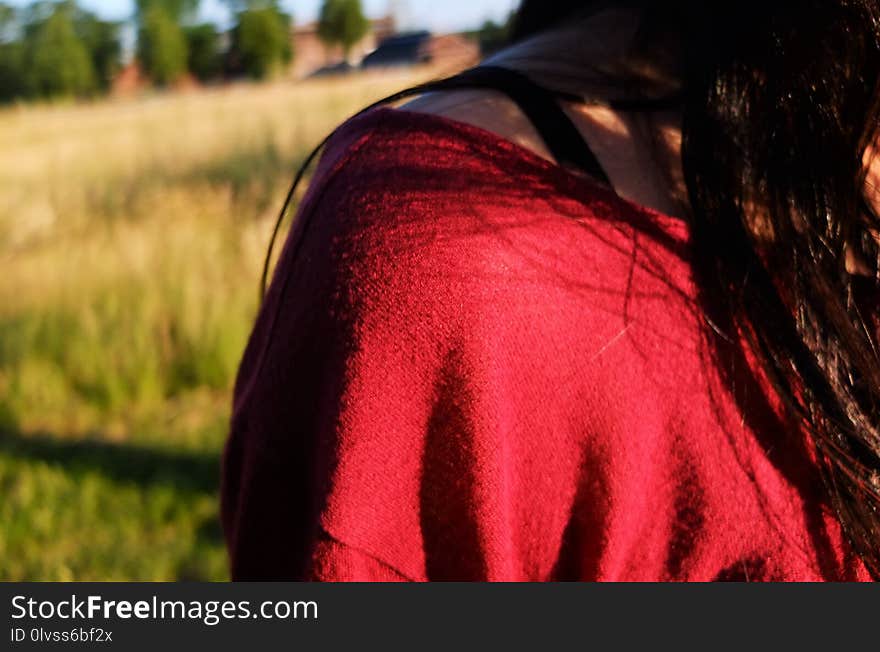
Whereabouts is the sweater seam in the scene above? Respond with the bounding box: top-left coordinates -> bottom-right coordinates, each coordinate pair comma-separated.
318,526 -> 418,582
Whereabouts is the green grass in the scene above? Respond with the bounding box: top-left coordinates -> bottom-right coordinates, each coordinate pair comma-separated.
0,212 -> 247,580
0,419 -> 228,581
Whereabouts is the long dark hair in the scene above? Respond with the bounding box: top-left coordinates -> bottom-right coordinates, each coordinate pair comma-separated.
265,1 -> 880,576
523,0 -> 880,575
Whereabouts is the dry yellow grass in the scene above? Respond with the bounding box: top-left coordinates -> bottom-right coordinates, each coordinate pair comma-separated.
0,69 -> 427,246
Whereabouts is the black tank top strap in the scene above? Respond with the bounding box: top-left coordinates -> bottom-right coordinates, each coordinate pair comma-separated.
419,65 -> 615,188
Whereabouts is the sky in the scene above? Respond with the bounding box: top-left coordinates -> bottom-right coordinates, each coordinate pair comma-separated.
20,0 -> 521,32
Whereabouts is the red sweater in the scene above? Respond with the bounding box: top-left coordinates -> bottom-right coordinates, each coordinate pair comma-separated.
221,107 -> 870,581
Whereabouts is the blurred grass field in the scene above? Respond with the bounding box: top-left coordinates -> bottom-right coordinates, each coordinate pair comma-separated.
0,69 -> 426,580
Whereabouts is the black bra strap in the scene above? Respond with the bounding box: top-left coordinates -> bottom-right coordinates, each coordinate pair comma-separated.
420,65 -> 614,188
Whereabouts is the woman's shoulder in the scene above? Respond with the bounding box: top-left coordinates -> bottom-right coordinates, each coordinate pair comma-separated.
276,107 -> 701,363
262,106 -> 704,402
304,106 -> 693,298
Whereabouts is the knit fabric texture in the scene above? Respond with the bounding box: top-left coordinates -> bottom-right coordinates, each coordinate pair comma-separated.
221,107 -> 870,581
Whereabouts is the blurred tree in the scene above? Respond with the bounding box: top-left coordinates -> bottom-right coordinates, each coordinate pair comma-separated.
0,1 -> 120,101
74,11 -> 121,91
185,23 -> 222,81
24,2 -> 96,98
0,3 -> 25,102
317,0 -> 368,58
135,0 -> 198,23
137,5 -> 188,85
230,2 -> 291,79
475,15 -> 512,55
0,40 -> 25,102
